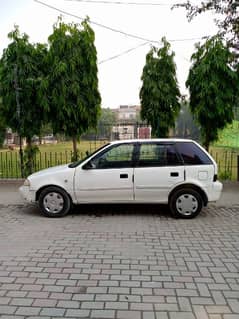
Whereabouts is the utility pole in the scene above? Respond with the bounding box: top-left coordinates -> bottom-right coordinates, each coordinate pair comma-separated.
14,64 -> 24,178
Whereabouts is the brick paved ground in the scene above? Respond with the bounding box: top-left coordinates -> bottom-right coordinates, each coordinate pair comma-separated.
0,203 -> 238,319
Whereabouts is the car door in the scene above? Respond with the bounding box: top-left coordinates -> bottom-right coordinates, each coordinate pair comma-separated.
74,143 -> 135,203
134,142 -> 185,203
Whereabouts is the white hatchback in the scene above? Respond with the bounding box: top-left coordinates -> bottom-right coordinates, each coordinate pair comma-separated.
19,139 -> 222,218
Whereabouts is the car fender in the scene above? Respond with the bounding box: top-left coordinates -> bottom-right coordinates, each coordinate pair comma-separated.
168,180 -> 209,206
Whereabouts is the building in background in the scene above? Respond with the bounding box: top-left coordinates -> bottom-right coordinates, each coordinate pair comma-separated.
114,105 -> 141,121
112,105 -> 151,140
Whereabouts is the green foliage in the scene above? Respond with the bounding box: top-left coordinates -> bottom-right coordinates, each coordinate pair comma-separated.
186,36 -> 239,150
219,170 -> 232,181
213,120 -> 239,148
40,123 -> 53,137
0,26 -> 48,140
0,125 -> 5,147
47,17 -> 101,159
0,26 -> 48,175
234,107 -> 239,121
140,38 -> 181,137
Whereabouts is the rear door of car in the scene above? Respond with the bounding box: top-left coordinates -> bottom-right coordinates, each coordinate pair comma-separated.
134,142 -> 185,203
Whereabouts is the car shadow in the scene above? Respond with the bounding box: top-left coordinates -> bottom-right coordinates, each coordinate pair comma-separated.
21,203 -> 172,218
71,203 -> 172,218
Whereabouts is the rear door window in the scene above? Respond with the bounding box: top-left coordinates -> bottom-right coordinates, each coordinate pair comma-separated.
137,143 -> 182,167
176,142 -> 212,165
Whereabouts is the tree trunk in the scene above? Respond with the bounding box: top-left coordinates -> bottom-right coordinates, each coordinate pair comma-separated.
26,136 -> 33,176
72,136 -> 78,161
204,138 -> 210,152
19,135 -> 24,178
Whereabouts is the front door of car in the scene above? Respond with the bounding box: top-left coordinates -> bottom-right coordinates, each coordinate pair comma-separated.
134,143 -> 185,203
74,143 -> 135,203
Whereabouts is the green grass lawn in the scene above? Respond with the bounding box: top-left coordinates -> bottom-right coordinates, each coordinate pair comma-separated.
38,140 -> 107,153
0,140 -> 107,154
213,120 -> 239,149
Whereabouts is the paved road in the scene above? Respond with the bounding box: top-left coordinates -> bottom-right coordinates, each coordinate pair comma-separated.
0,181 -> 238,318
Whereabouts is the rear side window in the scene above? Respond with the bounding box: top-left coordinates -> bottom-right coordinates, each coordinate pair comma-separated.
137,143 -> 181,167
176,142 -> 212,165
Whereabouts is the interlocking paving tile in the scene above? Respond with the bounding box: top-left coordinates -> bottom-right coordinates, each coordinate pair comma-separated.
0,204 -> 238,318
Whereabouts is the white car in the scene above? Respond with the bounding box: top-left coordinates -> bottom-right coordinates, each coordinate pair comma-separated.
19,139 -> 222,218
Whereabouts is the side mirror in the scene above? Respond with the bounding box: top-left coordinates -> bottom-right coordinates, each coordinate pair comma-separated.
82,160 -> 95,170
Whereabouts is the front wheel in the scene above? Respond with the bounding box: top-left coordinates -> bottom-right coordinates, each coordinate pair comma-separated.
38,186 -> 72,217
169,188 -> 203,219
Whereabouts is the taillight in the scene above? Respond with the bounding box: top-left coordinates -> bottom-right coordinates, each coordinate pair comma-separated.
213,174 -> 217,182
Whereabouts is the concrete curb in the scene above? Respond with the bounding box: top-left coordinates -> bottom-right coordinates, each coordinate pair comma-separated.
0,179 -> 24,184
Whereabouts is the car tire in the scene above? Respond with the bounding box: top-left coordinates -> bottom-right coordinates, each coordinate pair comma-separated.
169,188 -> 203,219
38,186 -> 72,217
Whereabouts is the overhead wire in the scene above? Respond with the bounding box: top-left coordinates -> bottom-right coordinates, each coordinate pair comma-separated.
34,0 -> 208,65
65,0 -> 171,6
98,41 -> 149,64
34,0 -> 209,44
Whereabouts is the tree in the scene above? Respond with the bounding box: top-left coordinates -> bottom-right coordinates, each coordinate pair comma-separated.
186,36 -> 238,150
140,38 -> 181,137
47,17 -> 101,160
0,26 -> 48,175
175,1 -> 239,53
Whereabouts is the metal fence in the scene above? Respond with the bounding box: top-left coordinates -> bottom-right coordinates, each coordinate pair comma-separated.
1,145 -> 239,180
210,149 -> 239,181
0,150 -> 74,179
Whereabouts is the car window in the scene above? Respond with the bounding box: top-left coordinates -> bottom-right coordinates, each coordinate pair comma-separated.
69,143 -> 110,168
137,143 -> 181,167
167,144 -> 182,165
91,144 -> 134,169
176,142 -> 212,165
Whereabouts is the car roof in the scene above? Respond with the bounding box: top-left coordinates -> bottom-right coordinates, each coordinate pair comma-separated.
109,138 -> 194,145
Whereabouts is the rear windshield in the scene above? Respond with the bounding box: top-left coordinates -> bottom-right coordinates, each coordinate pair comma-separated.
176,142 -> 213,165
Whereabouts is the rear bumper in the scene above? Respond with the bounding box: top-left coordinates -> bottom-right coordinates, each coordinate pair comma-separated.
19,185 -> 36,203
207,181 -> 223,202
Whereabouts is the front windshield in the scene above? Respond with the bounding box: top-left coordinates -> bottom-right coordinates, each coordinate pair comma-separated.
68,143 -> 110,168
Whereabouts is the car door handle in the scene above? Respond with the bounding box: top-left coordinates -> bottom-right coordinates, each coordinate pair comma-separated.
170,172 -> 179,177
120,174 -> 128,179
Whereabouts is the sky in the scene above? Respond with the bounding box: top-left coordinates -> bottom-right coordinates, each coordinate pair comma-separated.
0,0 -> 218,108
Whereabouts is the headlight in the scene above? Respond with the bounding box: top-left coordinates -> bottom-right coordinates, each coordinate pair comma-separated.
23,179 -> 30,187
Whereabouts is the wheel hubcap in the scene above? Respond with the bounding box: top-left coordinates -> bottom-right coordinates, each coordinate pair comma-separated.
43,192 -> 64,214
176,194 -> 198,216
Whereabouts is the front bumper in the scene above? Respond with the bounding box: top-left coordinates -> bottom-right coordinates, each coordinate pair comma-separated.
19,185 -> 36,203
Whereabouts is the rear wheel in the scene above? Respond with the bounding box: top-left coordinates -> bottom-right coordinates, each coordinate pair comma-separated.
169,188 -> 203,219
39,186 -> 72,217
